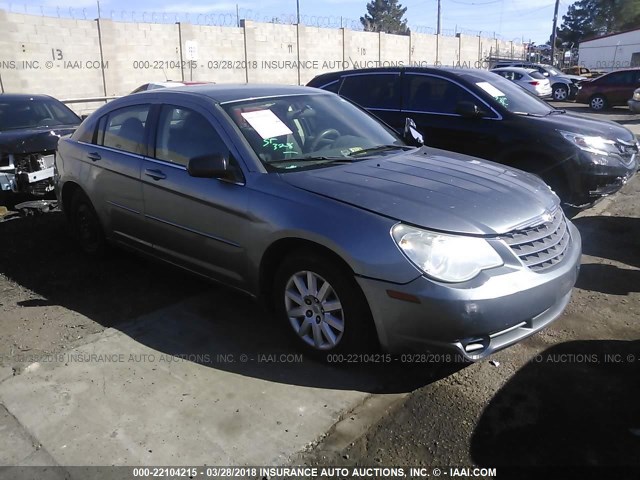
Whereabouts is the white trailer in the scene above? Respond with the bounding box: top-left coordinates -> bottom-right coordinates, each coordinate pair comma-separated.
578,28 -> 640,72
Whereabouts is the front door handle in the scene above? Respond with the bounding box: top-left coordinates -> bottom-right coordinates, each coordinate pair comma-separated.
144,168 -> 167,181
87,152 -> 101,162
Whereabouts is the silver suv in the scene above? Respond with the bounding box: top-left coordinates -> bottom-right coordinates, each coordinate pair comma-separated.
55,85 -> 581,361
495,62 -> 586,100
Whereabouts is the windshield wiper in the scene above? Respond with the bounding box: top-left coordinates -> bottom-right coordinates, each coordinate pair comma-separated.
348,144 -> 413,157
270,155 -> 353,165
547,109 -> 566,115
512,111 -> 544,117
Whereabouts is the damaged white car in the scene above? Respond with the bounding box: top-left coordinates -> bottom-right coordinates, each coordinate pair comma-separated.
0,93 -> 81,197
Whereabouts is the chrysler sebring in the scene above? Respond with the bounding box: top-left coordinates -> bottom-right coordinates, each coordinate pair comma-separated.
55,85 -> 581,361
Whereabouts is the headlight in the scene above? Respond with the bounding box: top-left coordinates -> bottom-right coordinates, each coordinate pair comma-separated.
559,130 -> 619,156
392,224 -> 503,283
633,91 -> 640,101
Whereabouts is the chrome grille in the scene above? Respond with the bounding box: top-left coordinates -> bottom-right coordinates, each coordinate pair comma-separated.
502,209 -> 571,272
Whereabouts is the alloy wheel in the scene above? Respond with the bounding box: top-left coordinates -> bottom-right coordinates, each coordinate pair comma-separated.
553,86 -> 568,101
284,270 -> 344,350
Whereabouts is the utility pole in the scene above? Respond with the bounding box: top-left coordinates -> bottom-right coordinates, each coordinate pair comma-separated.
550,0 -> 560,65
296,0 -> 300,24
437,0 -> 441,35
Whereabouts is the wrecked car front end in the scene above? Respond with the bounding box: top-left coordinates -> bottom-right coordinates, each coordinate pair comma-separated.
0,93 -> 81,199
0,128 -> 75,196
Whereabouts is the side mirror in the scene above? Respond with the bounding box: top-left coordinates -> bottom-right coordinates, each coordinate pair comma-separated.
455,101 -> 484,118
403,118 -> 424,146
187,154 -> 234,180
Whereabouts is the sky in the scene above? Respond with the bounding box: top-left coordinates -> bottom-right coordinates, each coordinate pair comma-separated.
0,0 -> 572,44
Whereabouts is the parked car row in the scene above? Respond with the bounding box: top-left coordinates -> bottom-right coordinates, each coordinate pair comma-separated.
2,63 -> 637,362
494,61 -> 586,101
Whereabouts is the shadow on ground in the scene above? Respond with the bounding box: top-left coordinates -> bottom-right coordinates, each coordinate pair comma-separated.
0,211 -> 456,393
471,340 -> 640,476
573,216 -> 640,268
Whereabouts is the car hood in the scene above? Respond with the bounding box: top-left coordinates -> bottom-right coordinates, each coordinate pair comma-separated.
281,148 -> 559,235
0,125 -> 77,154
538,112 -> 636,142
559,74 -> 585,81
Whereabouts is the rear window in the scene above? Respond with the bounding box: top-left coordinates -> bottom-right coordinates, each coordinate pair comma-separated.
530,71 -> 546,79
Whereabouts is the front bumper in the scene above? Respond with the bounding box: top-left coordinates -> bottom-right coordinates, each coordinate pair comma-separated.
569,150 -> 638,206
628,99 -> 640,114
357,222 -> 582,361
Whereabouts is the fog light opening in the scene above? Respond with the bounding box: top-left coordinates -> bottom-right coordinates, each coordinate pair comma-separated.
463,337 -> 489,354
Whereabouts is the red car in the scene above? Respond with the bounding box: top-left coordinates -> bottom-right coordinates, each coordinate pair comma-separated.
576,68 -> 640,111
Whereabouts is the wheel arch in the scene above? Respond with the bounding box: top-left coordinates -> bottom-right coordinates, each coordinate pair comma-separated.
258,237 -> 357,308
60,181 -> 85,220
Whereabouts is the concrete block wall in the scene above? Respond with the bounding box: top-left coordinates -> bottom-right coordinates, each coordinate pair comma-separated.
0,11 -> 102,99
245,21 -> 299,84
99,20 -> 181,96
179,24 -> 246,84
410,32 -> 437,66
297,25 -> 344,85
343,30 -> 380,69
0,10 -> 526,114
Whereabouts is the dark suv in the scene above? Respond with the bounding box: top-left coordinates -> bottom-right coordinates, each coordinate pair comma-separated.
575,68 -> 640,111
494,62 -> 585,101
307,67 -> 638,208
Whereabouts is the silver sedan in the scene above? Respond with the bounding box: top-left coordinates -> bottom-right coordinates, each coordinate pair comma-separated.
55,85 -> 581,361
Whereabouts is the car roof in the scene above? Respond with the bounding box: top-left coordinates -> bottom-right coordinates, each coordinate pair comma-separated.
309,66 -> 497,85
491,67 -> 537,74
135,83 -> 325,103
0,93 -> 58,102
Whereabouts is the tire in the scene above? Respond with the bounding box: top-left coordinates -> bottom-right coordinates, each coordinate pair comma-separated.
69,190 -> 106,256
589,94 -> 607,111
273,249 -> 378,360
552,84 -> 569,101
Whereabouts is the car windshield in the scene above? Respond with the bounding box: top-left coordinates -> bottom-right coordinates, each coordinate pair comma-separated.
0,97 -> 81,131
221,93 -> 407,171
463,73 -> 554,116
545,66 -> 563,76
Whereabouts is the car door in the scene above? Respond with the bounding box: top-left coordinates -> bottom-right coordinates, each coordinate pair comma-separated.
141,103 -> 249,288
75,104 -> 150,249
337,72 -> 404,132
400,72 -> 501,159
599,71 -> 637,105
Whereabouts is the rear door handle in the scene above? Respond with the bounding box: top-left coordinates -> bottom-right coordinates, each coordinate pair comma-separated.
144,168 -> 167,181
87,152 -> 101,162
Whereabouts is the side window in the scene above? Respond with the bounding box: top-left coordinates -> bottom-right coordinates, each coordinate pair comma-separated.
403,74 -> 479,114
322,80 -> 341,93
73,120 -> 96,144
102,105 -> 150,155
514,72 -> 523,80
154,105 -> 229,167
601,72 -> 632,84
339,74 -> 401,109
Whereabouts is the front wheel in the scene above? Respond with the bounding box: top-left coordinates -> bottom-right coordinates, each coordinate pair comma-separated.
273,250 -> 378,360
552,84 -> 569,101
